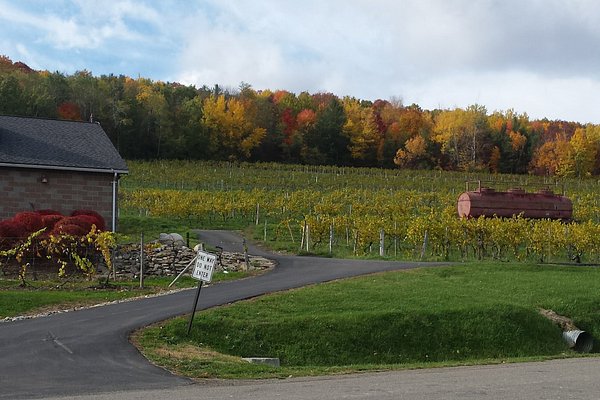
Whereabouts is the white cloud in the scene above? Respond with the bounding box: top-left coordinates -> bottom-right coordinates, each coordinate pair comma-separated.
1,0 -> 600,122
0,0 -> 165,50
173,0 -> 600,122
15,44 -> 33,60
401,70 -> 600,123
0,2 -> 92,49
175,1 -> 390,92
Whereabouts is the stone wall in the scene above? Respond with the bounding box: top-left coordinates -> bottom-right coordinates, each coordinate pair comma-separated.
112,242 -> 274,278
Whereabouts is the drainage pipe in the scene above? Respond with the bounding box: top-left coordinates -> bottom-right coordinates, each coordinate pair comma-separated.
540,309 -> 594,353
563,330 -> 594,353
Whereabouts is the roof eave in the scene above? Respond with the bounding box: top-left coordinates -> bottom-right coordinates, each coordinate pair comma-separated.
0,162 -> 128,175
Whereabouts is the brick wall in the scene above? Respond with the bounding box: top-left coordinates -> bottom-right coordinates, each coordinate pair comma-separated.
0,167 -> 120,229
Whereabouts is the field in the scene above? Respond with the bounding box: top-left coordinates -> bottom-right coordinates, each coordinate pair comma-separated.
121,160 -> 600,263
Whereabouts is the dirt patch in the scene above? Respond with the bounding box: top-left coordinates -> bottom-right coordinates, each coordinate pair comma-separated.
154,344 -> 242,363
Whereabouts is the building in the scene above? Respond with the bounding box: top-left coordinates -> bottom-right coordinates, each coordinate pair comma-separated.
0,115 -> 128,231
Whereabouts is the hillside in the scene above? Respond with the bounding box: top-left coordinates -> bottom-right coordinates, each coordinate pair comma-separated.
1,55 -> 598,175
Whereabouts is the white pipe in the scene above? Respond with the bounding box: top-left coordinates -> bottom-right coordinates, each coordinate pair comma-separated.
112,171 -> 118,233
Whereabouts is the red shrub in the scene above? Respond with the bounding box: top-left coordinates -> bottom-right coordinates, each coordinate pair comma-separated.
52,223 -> 87,237
0,219 -> 27,238
71,210 -> 106,231
74,216 -> 94,231
13,212 -> 44,234
53,216 -> 93,235
41,215 -> 64,231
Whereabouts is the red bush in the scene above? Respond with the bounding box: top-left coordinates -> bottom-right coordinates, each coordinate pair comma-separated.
71,210 -> 106,231
0,219 -> 24,250
41,215 -> 64,231
75,216 -> 95,231
0,210 -> 104,240
73,215 -> 101,230
53,216 -> 93,235
13,212 -> 44,235
52,223 -> 87,237
0,219 -> 26,238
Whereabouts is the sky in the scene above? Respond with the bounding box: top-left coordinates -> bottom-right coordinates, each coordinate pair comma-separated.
0,0 -> 599,123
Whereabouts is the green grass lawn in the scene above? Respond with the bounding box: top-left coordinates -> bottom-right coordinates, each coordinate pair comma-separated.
0,273 -> 249,319
134,261 -> 600,379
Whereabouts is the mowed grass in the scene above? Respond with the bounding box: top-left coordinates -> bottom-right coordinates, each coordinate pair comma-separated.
0,274 -> 248,319
135,262 -> 600,378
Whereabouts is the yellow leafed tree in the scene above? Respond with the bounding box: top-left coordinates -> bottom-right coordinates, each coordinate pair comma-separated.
202,95 -> 266,159
568,128 -> 597,177
394,135 -> 427,168
342,98 -> 379,161
508,130 -> 527,152
432,105 -> 489,170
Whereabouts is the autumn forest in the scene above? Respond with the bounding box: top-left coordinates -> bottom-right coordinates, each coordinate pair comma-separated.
1,55 -> 598,177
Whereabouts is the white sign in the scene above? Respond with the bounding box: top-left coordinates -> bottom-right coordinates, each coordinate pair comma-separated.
192,250 -> 217,283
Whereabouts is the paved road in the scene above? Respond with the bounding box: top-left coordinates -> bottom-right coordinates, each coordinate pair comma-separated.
41,357 -> 600,400
0,230 -> 444,399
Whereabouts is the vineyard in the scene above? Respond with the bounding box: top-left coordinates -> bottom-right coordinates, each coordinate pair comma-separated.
121,161 -> 600,263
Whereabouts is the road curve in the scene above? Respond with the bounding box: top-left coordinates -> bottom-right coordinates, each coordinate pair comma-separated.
0,230 -> 445,399
41,357 -> 600,400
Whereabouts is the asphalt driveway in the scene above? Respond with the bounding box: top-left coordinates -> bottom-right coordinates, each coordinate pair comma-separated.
0,230 -> 442,399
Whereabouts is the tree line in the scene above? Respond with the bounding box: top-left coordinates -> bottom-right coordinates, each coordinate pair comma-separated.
1,55 -> 599,177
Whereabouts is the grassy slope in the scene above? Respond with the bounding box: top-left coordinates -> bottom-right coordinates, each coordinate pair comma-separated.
135,262 -> 600,378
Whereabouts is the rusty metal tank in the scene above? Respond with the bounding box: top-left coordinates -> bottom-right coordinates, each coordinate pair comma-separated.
457,187 -> 572,220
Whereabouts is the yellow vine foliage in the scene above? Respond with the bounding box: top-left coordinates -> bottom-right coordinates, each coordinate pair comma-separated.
121,183 -> 600,263
0,227 -> 116,280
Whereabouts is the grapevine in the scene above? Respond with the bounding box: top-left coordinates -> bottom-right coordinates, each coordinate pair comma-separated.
120,160 -> 600,263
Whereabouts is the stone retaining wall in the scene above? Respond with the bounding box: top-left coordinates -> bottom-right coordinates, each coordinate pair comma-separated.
113,243 -> 274,278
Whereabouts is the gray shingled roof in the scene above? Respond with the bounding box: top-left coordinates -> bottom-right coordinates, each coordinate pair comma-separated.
0,115 -> 128,173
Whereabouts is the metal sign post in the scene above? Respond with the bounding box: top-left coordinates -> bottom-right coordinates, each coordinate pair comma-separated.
187,250 -> 217,335
186,281 -> 203,335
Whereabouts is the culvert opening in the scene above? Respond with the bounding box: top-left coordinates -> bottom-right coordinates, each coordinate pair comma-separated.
563,330 -> 594,353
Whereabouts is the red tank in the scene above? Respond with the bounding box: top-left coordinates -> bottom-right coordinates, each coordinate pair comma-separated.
457,187 -> 572,220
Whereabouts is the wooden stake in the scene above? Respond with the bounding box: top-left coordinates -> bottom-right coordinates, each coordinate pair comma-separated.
420,230 -> 428,260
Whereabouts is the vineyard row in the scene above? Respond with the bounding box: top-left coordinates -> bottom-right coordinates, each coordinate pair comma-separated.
122,188 -> 600,263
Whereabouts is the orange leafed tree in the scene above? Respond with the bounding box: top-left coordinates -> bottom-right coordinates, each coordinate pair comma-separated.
529,139 -> 572,176
488,146 -> 501,173
531,128 -> 598,177
272,90 -> 290,105
57,101 -> 82,121
296,108 -> 316,128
